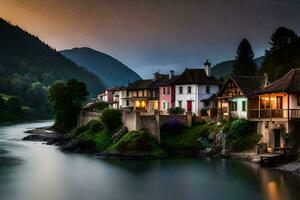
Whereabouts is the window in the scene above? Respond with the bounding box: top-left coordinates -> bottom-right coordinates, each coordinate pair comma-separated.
242,101 -> 246,111
126,100 -> 129,106
297,96 -> 300,106
163,87 -> 166,95
206,86 -> 210,94
126,91 -> 129,97
178,100 -> 182,108
179,86 -> 183,94
167,87 -> 170,95
138,90 -> 143,97
231,102 -> 237,111
187,86 -> 192,94
204,101 -> 209,107
163,102 -> 166,109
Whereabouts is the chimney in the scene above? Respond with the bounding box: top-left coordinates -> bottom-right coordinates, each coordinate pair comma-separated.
153,71 -> 161,81
264,73 -> 269,87
169,70 -> 175,79
204,59 -> 211,77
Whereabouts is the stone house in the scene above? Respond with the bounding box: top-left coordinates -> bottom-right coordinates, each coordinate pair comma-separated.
248,68 -> 300,152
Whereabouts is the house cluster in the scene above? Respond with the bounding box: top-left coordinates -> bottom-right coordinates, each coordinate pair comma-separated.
97,60 -> 220,116
97,62 -> 300,153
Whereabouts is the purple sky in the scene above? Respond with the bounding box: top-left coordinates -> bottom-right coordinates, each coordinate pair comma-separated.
1,0 -> 300,78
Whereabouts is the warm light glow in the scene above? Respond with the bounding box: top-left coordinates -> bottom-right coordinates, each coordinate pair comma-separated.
135,101 -> 140,107
154,101 -> 159,109
141,101 -> 146,107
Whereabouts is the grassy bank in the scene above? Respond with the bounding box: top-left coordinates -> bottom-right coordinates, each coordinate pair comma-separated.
66,118 -> 262,159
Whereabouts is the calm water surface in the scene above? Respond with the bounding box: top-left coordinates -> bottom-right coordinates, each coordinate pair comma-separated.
0,121 -> 300,200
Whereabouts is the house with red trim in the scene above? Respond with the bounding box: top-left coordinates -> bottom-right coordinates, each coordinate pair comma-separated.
174,61 -> 220,116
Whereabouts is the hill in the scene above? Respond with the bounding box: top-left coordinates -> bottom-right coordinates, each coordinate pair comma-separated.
0,18 -> 105,121
61,47 -> 141,87
212,56 -> 264,79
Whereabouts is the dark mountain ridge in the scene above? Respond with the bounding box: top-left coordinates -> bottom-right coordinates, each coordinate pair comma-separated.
61,47 -> 141,88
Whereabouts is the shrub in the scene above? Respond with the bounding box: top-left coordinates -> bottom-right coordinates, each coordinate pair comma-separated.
161,119 -> 184,134
168,107 -> 185,114
96,101 -> 109,111
227,119 -> 261,151
192,114 -> 205,126
101,109 -> 122,132
200,109 -> 208,116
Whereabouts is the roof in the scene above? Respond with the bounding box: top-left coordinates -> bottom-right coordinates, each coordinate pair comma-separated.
149,75 -> 169,89
201,94 -> 216,103
124,79 -> 153,90
174,68 -> 220,85
159,75 -> 180,87
219,75 -> 268,97
257,68 -> 300,94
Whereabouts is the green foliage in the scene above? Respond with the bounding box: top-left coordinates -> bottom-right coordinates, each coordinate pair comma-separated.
0,18 -> 105,122
168,107 -> 185,114
109,130 -> 166,158
6,96 -> 23,113
227,119 -> 261,151
95,101 -> 109,111
259,27 -> 300,81
161,123 -> 219,151
233,38 -> 257,76
101,109 -> 122,132
48,79 -> 89,131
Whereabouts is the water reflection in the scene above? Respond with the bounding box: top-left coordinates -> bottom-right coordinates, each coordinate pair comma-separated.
0,122 -> 300,200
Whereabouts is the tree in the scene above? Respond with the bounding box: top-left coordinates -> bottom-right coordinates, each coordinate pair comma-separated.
101,109 -> 122,132
48,79 -> 89,131
259,27 -> 300,81
6,97 -> 23,113
0,96 -> 6,110
232,39 -> 257,76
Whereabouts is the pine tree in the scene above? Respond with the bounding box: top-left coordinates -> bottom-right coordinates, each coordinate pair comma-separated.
232,39 -> 257,76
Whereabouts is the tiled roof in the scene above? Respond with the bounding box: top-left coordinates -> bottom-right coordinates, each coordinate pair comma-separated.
257,68 -> 300,94
174,68 -> 220,85
159,75 -> 180,86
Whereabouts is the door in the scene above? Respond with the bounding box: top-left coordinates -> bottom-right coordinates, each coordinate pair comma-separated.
273,128 -> 281,150
187,101 -> 192,112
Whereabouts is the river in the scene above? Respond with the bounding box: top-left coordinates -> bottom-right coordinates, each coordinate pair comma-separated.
0,121 -> 300,200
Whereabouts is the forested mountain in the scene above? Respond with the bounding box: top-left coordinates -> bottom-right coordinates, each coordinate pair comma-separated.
0,18 -> 105,122
212,56 -> 264,79
61,47 -> 141,87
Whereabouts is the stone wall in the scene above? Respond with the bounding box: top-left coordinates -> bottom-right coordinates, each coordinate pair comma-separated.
77,111 -> 102,128
122,110 -> 192,143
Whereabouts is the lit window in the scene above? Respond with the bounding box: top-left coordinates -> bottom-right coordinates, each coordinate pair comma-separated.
135,101 -> 140,107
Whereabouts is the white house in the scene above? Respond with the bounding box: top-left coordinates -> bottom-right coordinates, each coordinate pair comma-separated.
174,61 -> 220,116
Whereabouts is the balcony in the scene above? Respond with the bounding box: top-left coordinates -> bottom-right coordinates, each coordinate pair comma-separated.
249,109 -> 300,120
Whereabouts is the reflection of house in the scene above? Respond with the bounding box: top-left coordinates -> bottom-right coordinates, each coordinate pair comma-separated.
159,71 -> 179,114
248,68 -> 300,152
97,87 -> 120,109
174,61 -> 220,116
217,75 -> 268,119
119,73 -> 168,113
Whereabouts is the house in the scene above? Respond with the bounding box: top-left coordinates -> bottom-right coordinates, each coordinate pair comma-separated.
159,71 -> 180,114
248,68 -> 300,152
97,87 -> 120,109
119,72 -> 168,113
174,60 -> 220,116
217,75 -> 268,119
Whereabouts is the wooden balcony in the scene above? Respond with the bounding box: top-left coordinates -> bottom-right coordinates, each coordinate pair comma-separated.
249,109 -> 300,120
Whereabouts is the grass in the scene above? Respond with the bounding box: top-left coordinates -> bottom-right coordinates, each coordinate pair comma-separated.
161,123 -> 220,151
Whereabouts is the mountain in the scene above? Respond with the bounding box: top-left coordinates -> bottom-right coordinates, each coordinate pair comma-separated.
0,18 -> 105,121
60,47 -> 141,88
212,56 -> 264,79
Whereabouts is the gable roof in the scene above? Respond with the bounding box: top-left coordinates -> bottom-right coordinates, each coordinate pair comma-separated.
257,68 -> 300,94
159,75 -> 180,86
174,68 -> 220,85
124,79 -> 153,90
219,75 -> 267,97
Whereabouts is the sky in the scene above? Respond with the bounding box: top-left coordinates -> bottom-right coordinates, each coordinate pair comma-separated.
1,0 -> 300,78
